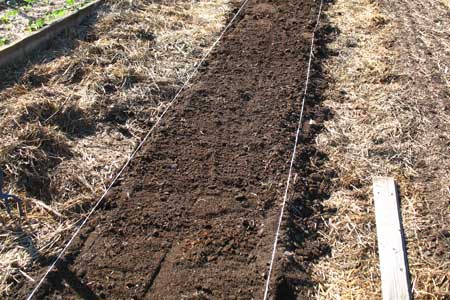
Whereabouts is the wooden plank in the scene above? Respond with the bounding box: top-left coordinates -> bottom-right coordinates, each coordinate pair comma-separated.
373,177 -> 412,300
0,0 -> 103,69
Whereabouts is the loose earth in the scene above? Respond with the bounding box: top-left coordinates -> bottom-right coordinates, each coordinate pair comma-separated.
19,0 -> 333,299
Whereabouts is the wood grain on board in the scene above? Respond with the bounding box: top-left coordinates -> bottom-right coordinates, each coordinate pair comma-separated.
373,177 -> 411,300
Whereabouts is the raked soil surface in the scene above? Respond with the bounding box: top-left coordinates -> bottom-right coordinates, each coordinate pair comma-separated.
17,0 -> 333,299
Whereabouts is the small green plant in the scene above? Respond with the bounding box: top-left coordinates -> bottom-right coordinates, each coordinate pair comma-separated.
28,18 -> 45,31
49,8 -> 67,19
0,15 -> 10,24
1,9 -> 19,23
66,0 -> 75,6
0,37 -> 9,47
6,9 -> 19,17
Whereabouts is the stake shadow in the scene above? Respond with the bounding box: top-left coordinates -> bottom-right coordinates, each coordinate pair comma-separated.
41,259 -> 101,300
395,183 -> 414,300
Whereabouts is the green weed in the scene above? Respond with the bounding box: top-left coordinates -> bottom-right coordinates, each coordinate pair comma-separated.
28,18 -> 45,31
49,8 -> 67,19
0,15 -> 10,24
0,37 -> 9,47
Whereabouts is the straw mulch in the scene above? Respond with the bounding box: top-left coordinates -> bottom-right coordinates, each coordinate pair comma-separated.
313,0 -> 450,299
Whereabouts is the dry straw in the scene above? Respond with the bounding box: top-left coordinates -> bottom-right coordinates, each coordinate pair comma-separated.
314,0 -> 450,299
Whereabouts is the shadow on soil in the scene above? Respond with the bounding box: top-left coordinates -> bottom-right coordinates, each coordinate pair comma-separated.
48,261 -> 101,300
273,3 -> 340,299
395,184 -> 414,300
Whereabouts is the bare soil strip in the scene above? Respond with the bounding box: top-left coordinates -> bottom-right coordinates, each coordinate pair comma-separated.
13,0 -> 332,299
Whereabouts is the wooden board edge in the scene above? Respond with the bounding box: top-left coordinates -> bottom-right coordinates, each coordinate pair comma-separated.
373,177 -> 412,300
0,0 -> 103,69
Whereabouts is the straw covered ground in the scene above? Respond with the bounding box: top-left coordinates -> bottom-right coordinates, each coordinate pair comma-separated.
0,0 -> 234,295
1,0 -> 449,299
313,0 -> 450,299
0,0 -> 91,47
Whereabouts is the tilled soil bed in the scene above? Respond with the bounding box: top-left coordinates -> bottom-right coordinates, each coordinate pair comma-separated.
16,0 -> 332,299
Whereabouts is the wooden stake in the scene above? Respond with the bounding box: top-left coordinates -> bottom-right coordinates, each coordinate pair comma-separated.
373,177 -> 412,300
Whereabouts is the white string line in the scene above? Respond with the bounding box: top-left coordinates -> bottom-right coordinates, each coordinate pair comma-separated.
26,1 -> 250,299
262,0 -> 323,299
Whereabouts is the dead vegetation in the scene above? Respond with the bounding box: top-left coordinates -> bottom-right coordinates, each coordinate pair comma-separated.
0,0 -> 89,46
314,0 -> 450,299
0,0 -> 233,296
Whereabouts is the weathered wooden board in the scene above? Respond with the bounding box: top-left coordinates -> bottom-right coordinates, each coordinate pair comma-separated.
0,0 -> 102,69
373,177 -> 412,300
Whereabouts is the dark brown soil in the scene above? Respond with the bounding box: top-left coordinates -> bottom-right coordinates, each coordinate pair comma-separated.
17,0 -> 334,299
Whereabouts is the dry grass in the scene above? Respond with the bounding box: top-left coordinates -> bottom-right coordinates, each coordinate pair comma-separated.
0,0 -> 89,46
314,0 -> 450,299
0,0 -> 234,296
441,0 -> 450,8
